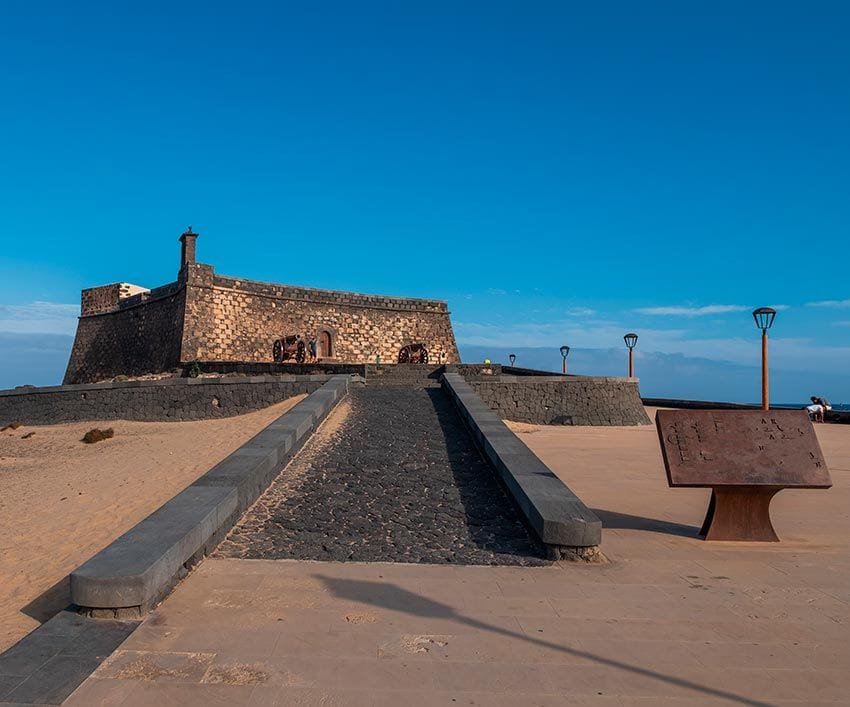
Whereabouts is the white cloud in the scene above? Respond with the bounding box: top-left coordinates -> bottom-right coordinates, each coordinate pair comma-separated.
806,299 -> 850,309
634,304 -> 750,316
565,307 -> 596,317
453,319 -> 690,352
486,288 -> 508,296
0,302 -> 79,335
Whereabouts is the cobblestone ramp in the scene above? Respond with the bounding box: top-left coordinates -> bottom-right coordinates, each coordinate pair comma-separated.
215,387 -> 548,565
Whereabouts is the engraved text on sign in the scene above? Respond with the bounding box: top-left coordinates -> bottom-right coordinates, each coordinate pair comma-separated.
656,409 -> 831,489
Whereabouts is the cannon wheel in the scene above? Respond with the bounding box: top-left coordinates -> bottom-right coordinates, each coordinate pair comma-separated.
295,340 -> 306,364
273,339 -> 284,363
399,344 -> 429,364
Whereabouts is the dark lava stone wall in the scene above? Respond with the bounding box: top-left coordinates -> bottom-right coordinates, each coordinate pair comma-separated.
0,376 -> 328,425
469,376 -> 651,426
63,284 -> 186,384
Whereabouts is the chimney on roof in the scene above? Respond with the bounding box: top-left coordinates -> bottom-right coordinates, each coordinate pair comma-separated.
179,226 -> 198,271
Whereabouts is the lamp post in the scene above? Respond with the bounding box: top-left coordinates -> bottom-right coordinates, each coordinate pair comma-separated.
508,353 -> 516,367
559,345 -> 570,374
624,333 -> 638,378
752,307 -> 777,410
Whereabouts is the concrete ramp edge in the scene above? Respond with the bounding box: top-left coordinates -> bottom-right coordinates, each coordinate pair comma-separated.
442,373 -> 602,558
70,374 -> 354,616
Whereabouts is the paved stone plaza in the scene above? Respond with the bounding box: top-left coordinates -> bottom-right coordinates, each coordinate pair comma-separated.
216,388 -> 547,565
62,408 -> 850,706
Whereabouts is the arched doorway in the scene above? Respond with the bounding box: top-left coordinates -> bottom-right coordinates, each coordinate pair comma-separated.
398,343 -> 429,364
319,330 -> 332,358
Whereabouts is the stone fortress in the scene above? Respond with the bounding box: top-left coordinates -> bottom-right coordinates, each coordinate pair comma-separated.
64,228 -> 460,384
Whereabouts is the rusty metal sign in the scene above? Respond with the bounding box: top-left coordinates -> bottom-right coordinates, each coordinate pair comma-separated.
656,409 -> 832,489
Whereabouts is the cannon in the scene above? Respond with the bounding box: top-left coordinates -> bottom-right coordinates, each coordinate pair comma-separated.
398,343 -> 429,364
273,335 -> 306,363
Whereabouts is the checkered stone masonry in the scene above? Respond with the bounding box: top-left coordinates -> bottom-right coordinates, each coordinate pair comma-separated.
64,246 -> 459,383
180,265 -> 459,367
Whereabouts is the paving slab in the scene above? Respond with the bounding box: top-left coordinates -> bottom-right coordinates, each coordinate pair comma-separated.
0,610 -> 136,705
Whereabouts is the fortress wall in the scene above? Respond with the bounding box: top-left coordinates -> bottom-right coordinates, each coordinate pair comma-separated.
80,284 -> 124,316
63,284 -> 186,384
468,376 -> 651,426
81,283 -> 152,316
0,375 -> 328,425
179,269 -> 460,364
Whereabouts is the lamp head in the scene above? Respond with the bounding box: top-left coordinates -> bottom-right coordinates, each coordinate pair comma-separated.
752,307 -> 777,331
559,345 -> 570,358
624,333 -> 638,350
508,353 -> 516,366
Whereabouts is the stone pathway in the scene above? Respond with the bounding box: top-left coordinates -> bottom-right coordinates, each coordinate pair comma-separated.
215,388 -> 547,565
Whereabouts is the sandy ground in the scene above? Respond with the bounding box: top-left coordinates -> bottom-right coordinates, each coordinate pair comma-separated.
0,396 -> 304,652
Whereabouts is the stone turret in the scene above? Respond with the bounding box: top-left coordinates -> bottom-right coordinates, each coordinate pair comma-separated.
179,226 -> 198,273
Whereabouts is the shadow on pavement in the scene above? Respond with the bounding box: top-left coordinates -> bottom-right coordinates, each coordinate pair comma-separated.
20,575 -> 71,625
314,573 -> 773,707
592,508 -> 701,538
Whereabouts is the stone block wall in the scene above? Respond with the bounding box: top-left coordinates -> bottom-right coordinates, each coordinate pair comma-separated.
80,283 -> 152,316
180,269 -> 459,365
468,376 -> 651,426
0,376 -> 329,425
80,284 -> 124,316
64,285 -> 186,384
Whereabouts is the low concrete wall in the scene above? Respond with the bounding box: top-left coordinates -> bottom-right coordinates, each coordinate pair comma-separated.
0,375 -> 333,425
469,376 -> 651,426
70,375 -> 352,617
443,373 -> 602,559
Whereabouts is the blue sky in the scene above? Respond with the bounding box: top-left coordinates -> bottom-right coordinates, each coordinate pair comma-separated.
1,1 -> 848,401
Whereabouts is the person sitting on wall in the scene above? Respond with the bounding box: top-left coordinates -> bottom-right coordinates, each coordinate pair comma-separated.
807,395 -> 831,423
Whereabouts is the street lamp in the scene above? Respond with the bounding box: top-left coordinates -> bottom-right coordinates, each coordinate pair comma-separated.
624,333 -> 638,378
508,353 -> 516,367
559,345 -> 570,374
752,307 -> 777,410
